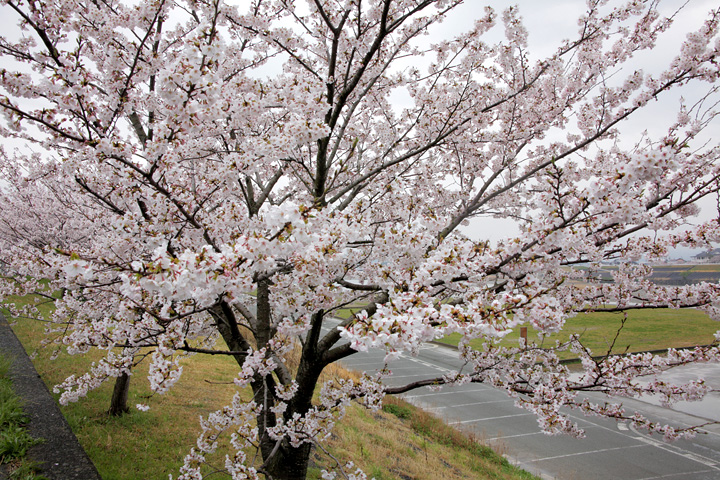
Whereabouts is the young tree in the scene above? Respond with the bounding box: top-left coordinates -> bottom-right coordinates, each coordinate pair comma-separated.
0,150 -> 136,416
1,0 -> 720,478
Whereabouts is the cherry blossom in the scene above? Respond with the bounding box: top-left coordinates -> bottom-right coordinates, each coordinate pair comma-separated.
1,1 -> 720,479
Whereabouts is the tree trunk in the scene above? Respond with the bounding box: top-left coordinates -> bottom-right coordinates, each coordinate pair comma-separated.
211,296 -> 320,480
249,374 -> 316,480
108,371 -> 130,416
261,442 -> 313,480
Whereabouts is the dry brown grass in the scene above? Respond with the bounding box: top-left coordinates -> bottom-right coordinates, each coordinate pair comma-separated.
314,395 -> 535,480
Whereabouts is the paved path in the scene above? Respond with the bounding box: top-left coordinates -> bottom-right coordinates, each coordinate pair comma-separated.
0,312 -> 101,480
341,342 -> 720,480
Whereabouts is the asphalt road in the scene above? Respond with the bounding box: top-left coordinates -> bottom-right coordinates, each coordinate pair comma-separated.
339,342 -> 720,480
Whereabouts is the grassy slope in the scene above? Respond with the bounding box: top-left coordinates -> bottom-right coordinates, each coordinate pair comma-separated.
437,308 -> 719,359
321,397 -> 535,480
2,295 -> 535,480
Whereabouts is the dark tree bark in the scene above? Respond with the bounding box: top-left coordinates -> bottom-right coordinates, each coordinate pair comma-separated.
262,441 -> 314,480
108,371 -> 130,416
209,287 -> 325,480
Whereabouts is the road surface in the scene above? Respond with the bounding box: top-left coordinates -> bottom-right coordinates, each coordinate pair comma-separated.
340,341 -> 720,479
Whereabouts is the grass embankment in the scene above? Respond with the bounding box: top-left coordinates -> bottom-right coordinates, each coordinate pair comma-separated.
0,354 -> 46,480
2,294 -> 535,480
437,308 -> 719,359
330,397 -> 535,480
682,264 -> 720,272
334,295 -> 719,360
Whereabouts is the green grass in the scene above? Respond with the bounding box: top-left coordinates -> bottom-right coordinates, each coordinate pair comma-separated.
0,355 -> 47,480
685,264 -> 720,272
3,294 -> 243,479
437,307 -> 719,359
333,279 -> 719,361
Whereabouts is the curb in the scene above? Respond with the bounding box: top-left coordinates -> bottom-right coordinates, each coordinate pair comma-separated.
0,312 -> 102,480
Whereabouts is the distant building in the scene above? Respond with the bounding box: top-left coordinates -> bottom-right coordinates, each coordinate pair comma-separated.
693,248 -> 720,263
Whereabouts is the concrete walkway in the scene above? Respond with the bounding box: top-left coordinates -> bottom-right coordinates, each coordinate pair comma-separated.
0,312 -> 101,480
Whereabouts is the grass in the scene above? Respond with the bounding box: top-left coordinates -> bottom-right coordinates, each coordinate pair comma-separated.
665,264 -> 720,272
312,396 -> 535,480
2,293 -> 537,480
436,307 -> 719,359
0,354 -> 47,480
334,283 -> 719,361
3,293 -> 258,479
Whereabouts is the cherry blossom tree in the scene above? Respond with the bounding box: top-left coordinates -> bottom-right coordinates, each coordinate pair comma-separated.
1,0 -> 720,478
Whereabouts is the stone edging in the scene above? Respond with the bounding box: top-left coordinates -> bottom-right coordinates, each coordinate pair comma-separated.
0,312 -> 102,480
